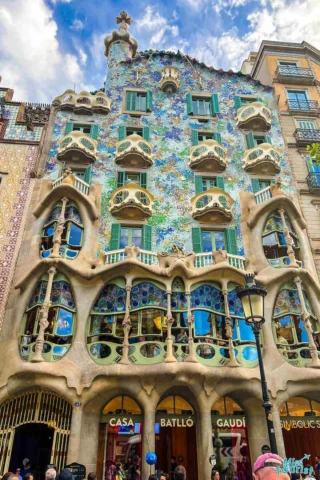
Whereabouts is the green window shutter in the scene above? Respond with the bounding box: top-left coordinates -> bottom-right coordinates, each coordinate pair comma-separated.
126,92 -> 132,111
264,135 -> 272,145
110,224 -> 121,251
210,94 -> 220,115
118,126 -> 127,141
90,124 -> 99,140
195,176 -> 203,194
146,90 -> 152,112
142,225 -> 152,250
216,176 -> 225,190
192,227 -> 203,253
256,97 -> 263,103
65,122 -> 74,134
246,131 -> 256,149
142,126 -> 150,141
84,165 -> 92,184
117,172 -> 125,188
225,228 -> 238,255
126,91 -> 137,111
213,132 -> 222,144
186,93 -> 193,115
251,178 -> 261,193
191,130 -> 199,146
234,96 -> 242,110
140,172 -> 148,189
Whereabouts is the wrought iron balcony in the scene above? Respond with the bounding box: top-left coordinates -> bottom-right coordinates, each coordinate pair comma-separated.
189,139 -> 228,172
294,128 -> 320,146
191,187 -> 234,223
57,131 -> 97,164
53,89 -> 111,114
109,183 -> 154,219
160,66 -> 180,93
114,134 -> 154,168
236,102 -> 271,131
276,65 -> 315,85
307,172 -> 320,193
286,99 -> 320,114
243,143 -> 281,174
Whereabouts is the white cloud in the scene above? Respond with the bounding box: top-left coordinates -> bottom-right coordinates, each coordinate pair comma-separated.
136,5 -> 167,30
0,0 -> 84,102
136,6 -> 179,47
78,48 -> 87,66
70,19 -> 84,31
50,0 -> 73,3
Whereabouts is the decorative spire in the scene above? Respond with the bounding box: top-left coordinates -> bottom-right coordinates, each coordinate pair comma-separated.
104,10 -> 138,58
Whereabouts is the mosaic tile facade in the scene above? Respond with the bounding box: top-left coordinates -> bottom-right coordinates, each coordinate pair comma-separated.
2,104 -> 42,141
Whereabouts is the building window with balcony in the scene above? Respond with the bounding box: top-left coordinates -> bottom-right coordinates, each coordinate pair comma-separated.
191,130 -> 221,145
125,90 -> 152,113
118,126 -> 150,141
192,227 -> 237,254
195,175 -> 224,194
286,89 -> 313,111
246,132 -> 271,149
294,120 -> 320,147
117,171 -> 148,189
306,155 -> 320,191
186,93 -> 219,117
234,96 -> 262,109
110,224 -> 152,251
65,122 -> 99,139
251,178 -> 275,193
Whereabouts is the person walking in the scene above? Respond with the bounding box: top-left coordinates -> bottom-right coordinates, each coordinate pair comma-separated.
173,466 -> 186,480
15,469 -> 22,480
211,471 -> 220,480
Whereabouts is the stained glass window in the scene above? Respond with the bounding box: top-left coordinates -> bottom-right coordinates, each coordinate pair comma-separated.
131,282 -> 167,310
228,289 -> 244,317
93,284 -> 126,313
28,280 -> 48,308
46,206 -> 62,224
171,292 -> 188,311
191,284 -> 224,312
51,281 -> 75,309
65,205 -> 82,224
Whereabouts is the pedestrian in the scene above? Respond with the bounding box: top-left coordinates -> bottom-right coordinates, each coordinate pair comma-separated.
128,455 -> 140,480
58,469 -> 73,480
87,473 -> 97,480
21,460 -> 32,478
303,465 -> 316,480
173,466 -> 186,480
2,473 -> 19,480
252,453 -> 290,479
24,474 -> 34,480
15,470 -> 22,480
211,470 -> 220,480
45,469 -> 57,480
315,458 -> 320,480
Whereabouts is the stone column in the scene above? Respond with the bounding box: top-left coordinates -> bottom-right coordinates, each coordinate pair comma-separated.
79,411 -> 100,474
271,405 -> 286,458
165,291 -> 177,363
222,281 -> 239,367
50,196 -> 69,258
32,266 -> 56,362
119,279 -> 132,365
294,276 -> 320,368
142,408 -> 156,480
246,411 -> 269,463
184,292 -> 197,363
67,405 -> 83,463
197,410 -> 214,479
278,209 -> 298,267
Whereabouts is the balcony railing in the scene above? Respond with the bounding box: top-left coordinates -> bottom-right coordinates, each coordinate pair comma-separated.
57,131 -> 97,164
52,174 -> 90,196
191,187 -> 234,223
53,89 -> 111,114
236,102 -> 271,131
243,143 -> 281,174
254,186 -> 272,204
276,66 -> 314,84
307,172 -> 320,193
294,128 -> 320,146
109,183 -> 154,219
104,249 -> 246,271
189,140 -> 228,172
286,99 -> 319,113
114,134 -> 154,168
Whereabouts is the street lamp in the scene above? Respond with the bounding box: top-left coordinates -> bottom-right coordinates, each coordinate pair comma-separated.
236,273 -> 278,454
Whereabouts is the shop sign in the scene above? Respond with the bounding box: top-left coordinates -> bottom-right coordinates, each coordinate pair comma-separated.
213,417 -> 246,428
281,419 -> 320,429
109,417 -> 134,427
160,418 -> 194,427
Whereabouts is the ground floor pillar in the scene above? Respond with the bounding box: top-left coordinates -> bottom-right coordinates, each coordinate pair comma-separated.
142,409 -> 156,480
79,411 -> 100,474
196,410 -> 214,479
247,411 -> 269,462
67,406 -> 83,464
272,406 -> 286,459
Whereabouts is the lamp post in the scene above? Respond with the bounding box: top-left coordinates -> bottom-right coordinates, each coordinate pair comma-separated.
236,274 -> 278,454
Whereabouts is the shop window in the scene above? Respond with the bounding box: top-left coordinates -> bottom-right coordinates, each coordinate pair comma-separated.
262,212 -> 301,268
186,93 -> 220,117
20,275 -> 75,362
125,90 -> 152,113
40,201 -> 83,260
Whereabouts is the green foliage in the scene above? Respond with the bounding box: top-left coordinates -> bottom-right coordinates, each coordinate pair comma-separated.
306,143 -> 320,162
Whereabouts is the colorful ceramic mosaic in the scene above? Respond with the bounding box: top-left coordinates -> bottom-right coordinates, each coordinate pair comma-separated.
3,104 -> 42,141
227,289 -> 245,317
263,213 -> 296,236
190,284 -> 224,311
28,280 -> 48,308
44,44 -> 296,255
51,281 -> 75,309
93,284 -> 126,313
131,282 -> 167,310
65,205 -> 82,224
273,285 -> 313,317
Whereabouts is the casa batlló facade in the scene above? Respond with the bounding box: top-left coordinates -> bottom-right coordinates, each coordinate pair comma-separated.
1,11 -> 320,480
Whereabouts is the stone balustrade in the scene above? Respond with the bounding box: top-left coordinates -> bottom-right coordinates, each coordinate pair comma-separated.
191,187 -> 234,223
57,131 -> 97,164
243,143 -> 281,174
236,101 -> 271,131
189,139 -> 228,172
109,183 -> 154,219
114,134 -> 154,168
53,89 -> 111,114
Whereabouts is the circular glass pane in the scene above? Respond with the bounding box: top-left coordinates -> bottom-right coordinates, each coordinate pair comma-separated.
196,344 -> 215,359
140,343 -> 161,358
242,346 -> 258,362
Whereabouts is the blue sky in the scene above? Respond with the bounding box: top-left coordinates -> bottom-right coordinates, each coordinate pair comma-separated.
0,0 -> 319,102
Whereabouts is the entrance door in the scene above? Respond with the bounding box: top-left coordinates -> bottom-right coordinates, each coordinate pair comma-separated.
9,424 -> 53,480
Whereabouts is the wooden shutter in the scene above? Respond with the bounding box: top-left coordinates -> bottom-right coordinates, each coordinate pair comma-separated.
84,165 -> 92,184
65,122 -> 74,134
117,172 -> 125,188
142,127 -> 150,141
118,126 -> 127,141
225,228 -> 238,255
251,178 -> 261,193
191,130 -> 199,146
264,135 -> 272,145
126,92 -> 132,111
90,124 -> 99,140
142,225 -> 152,250
140,172 -> 148,189
110,224 -> 121,251
216,176 -> 225,190
186,93 -> 193,115
246,131 -> 256,149
234,96 -> 242,109
210,94 -> 220,115
213,132 -> 222,144
195,176 -> 203,194
192,227 -> 203,253
146,90 -> 152,112
126,91 -> 137,111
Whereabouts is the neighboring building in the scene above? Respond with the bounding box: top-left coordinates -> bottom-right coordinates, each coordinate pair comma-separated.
1,15 -> 320,480
242,41 -> 320,276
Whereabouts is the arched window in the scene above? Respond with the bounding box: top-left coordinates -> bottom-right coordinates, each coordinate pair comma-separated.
103,396 -> 142,415
40,201 -> 83,259
20,274 -> 75,361
273,282 -> 320,366
211,396 -> 243,415
262,212 -> 300,267
157,396 -> 194,415
279,397 -> 320,417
